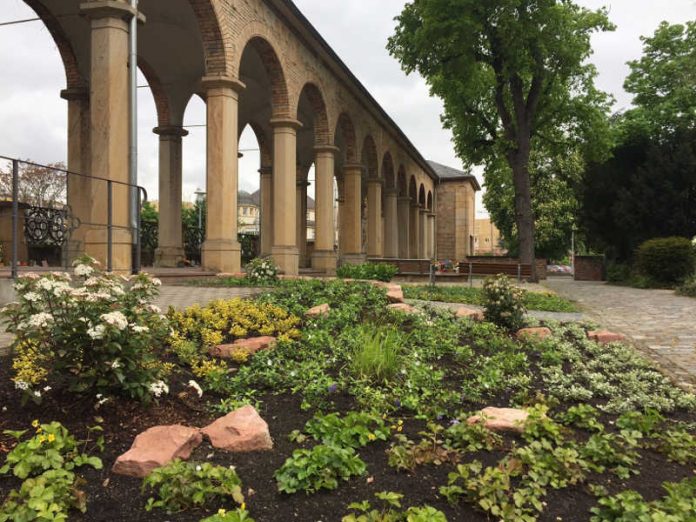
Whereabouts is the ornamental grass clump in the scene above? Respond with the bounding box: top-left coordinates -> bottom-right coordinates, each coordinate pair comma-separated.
481,274 -> 526,331
351,326 -> 403,382
1,256 -> 170,404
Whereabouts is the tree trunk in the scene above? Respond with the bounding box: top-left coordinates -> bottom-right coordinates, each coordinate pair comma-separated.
508,145 -> 538,282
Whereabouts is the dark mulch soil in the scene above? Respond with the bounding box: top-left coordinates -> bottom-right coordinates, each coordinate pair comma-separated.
1,353 -> 695,522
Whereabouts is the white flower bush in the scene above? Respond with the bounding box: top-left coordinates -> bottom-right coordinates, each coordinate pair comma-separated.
481,274 -> 527,331
2,255 -> 170,404
245,256 -> 280,284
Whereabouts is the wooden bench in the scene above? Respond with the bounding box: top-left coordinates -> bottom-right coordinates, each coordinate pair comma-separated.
459,262 -> 533,281
373,258 -> 431,276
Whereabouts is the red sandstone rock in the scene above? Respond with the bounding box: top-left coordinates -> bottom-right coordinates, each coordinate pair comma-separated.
386,285 -> 404,303
201,406 -> 273,452
588,330 -> 626,344
455,307 -> 484,321
210,336 -> 277,358
517,327 -> 552,341
306,303 -> 331,318
112,425 -> 203,478
387,303 -> 419,315
467,407 -> 529,433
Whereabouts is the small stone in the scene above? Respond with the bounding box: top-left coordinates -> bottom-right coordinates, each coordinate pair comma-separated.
467,407 -> 529,433
386,285 -> 404,303
387,303 -> 419,315
588,330 -> 626,344
201,405 -> 273,452
455,307 -> 484,321
112,425 -> 203,478
517,327 -> 552,341
306,303 -> 331,318
210,336 -> 277,358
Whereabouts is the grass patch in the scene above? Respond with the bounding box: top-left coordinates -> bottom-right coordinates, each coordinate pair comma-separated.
403,285 -> 579,313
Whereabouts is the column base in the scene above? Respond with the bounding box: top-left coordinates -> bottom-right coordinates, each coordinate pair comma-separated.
202,239 -> 241,274
272,245 -> 299,276
154,246 -> 186,268
340,253 -> 367,266
84,228 -> 133,273
311,250 -> 337,274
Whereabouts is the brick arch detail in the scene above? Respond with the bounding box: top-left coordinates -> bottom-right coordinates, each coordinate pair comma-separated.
419,183 -> 427,206
187,0 -> 230,76
23,0 -> 84,90
382,152 -> 395,189
334,112 -> 358,164
409,175 -> 418,201
427,190 -> 433,210
244,120 -> 273,167
397,165 -> 408,196
361,135 -> 379,179
234,22 -> 291,117
296,82 -> 331,145
138,58 -> 170,127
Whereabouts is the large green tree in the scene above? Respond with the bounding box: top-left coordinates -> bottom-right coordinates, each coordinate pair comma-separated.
388,0 -> 613,279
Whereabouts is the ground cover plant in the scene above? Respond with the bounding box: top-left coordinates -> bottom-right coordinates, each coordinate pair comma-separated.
402,284 -> 579,312
2,277 -> 696,520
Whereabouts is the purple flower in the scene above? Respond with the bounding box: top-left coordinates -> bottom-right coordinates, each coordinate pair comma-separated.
327,383 -> 337,393
393,399 -> 402,408
449,419 -> 461,426
436,414 -> 444,421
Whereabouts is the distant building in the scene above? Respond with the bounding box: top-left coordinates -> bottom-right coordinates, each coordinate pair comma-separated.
475,218 -> 506,255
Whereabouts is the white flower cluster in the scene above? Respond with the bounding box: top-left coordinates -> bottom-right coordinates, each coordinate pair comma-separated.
27,312 -> 54,328
100,311 -> 129,330
149,380 -> 169,397
187,380 -> 203,398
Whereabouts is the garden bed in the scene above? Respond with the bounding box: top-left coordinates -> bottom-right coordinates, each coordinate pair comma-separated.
1,274 -> 695,521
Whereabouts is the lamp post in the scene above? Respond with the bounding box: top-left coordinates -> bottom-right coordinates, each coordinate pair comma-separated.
194,188 -> 206,232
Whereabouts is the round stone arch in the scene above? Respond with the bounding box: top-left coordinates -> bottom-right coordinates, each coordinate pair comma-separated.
138,58 -> 172,127
296,82 -> 331,146
427,190 -> 434,211
419,184 -> 427,207
397,165 -> 408,197
408,175 -> 418,203
382,151 -> 396,189
361,135 -> 379,180
234,24 -> 291,118
187,0 -> 231,76
334,112 -> 358,164
243,119 -> 273,167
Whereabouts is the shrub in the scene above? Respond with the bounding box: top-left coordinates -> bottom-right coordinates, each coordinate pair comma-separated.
245,257 -> 279,284
635,237 -> 695,285
337,263 -> 398,282
481,274 -> 526,331
1,256 -> 170,403
676,275 -> 696,298
350,327 -> 403,382
142,460 -> 244,513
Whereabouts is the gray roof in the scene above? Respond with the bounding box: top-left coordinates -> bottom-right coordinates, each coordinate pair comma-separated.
428,160 -> 481,191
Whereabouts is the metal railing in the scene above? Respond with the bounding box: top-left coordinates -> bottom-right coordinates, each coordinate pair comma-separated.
0,156 -> 148,277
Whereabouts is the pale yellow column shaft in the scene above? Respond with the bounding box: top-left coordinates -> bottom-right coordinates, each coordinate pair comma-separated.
201,77 -> 243,274
313,147 -> 338,272
342,166 -> 363,257
259,167 -> 273,256
409,204 -> 420,259
271,119 -> 301,275
397,197 -> 410,258
419,209 -> 428,259
296,179 -> 308,267
367,180 -> 382,258
383,190 -> 398,258
428,213 -> 436,259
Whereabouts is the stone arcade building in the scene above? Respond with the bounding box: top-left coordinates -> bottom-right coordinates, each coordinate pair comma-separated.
23,0 -> 477,275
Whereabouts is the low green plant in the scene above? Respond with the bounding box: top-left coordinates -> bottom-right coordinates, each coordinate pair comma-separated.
558,404 -> 604,432
635,236 -> 696,285
676,275 -> 696,297
275,444 -> 367,494
387,424 -> 459,472
351,327 -> 402,382
337,263 -> 399,282
615,409 -> 664,436
342,491 -> 447,521
652,428 -> 696,464
580,432 -> 640,479
445,418 -> 503,453
245,256 -> 279,284
199,508 -> 255,522
481,274 -> 526,330
142,460 -> 244,513
293,411 -> 391,448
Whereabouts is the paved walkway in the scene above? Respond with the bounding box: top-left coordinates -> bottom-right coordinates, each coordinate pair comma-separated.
406,299 -> 586,323
544,279 -> 696,390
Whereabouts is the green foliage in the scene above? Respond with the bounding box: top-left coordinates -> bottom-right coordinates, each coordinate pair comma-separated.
481,275 -> 526,331
2,256 -> 170,403
350,327 -> 403,382
142,460 -> 244,513
558,404 -> 603,432
635,237 -> 696,285
337,263 -> 399,282
387,424 -> 458,472
677,275 -> 696,298
653,428 -> 696,465
590,477 -> 696,521
140,200 -> 159,223
199,509 -> 255,522
275,444 -> 367,494
296,411 -> 391,448
445,418 -> 503,453
342,492 -> 447,522
402,285 -> 578,312
245,257 -> 279,284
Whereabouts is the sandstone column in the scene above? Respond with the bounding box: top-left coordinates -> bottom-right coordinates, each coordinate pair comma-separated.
296,177 -> 309,268
419,208 -> 428,259
341,164 -> 364,264
200,76 -> 244,274
409,203 -> 421,259
367,179 -> 382,258
61,87 -> 91,256
154,126 -> 187,267
397,196 -> 411,258
81,2 -> 140,272
383,189 -> 398,258
312,145 -> 338,272
259,166 -> 273,257
428,212 -> 436,259
270,118 -> 302,275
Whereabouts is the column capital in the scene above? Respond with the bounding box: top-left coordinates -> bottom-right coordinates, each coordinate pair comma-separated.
398,196 -> 412,204
153,125 -> 189,138
428,212 -> 437,218
343,163 -> 364,176
384,188 -> 398,197
80,1 -> 146,23
270,118 -> 303,130
200,75 -> 245,93
258,166 -> 273,176
367,177 -> 384,186
297,180 -> 311,188
314,144 -> 340,155
60,87 -> 89,102
419,207 -> 429,214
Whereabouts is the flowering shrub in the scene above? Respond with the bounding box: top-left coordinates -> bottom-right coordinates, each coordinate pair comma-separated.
1,256 -> 170,403
481,274 -> 526,331
245,257 -> 279,284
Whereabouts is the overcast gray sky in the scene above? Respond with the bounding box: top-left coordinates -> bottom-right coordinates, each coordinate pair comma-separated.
1,0 -> 694,216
